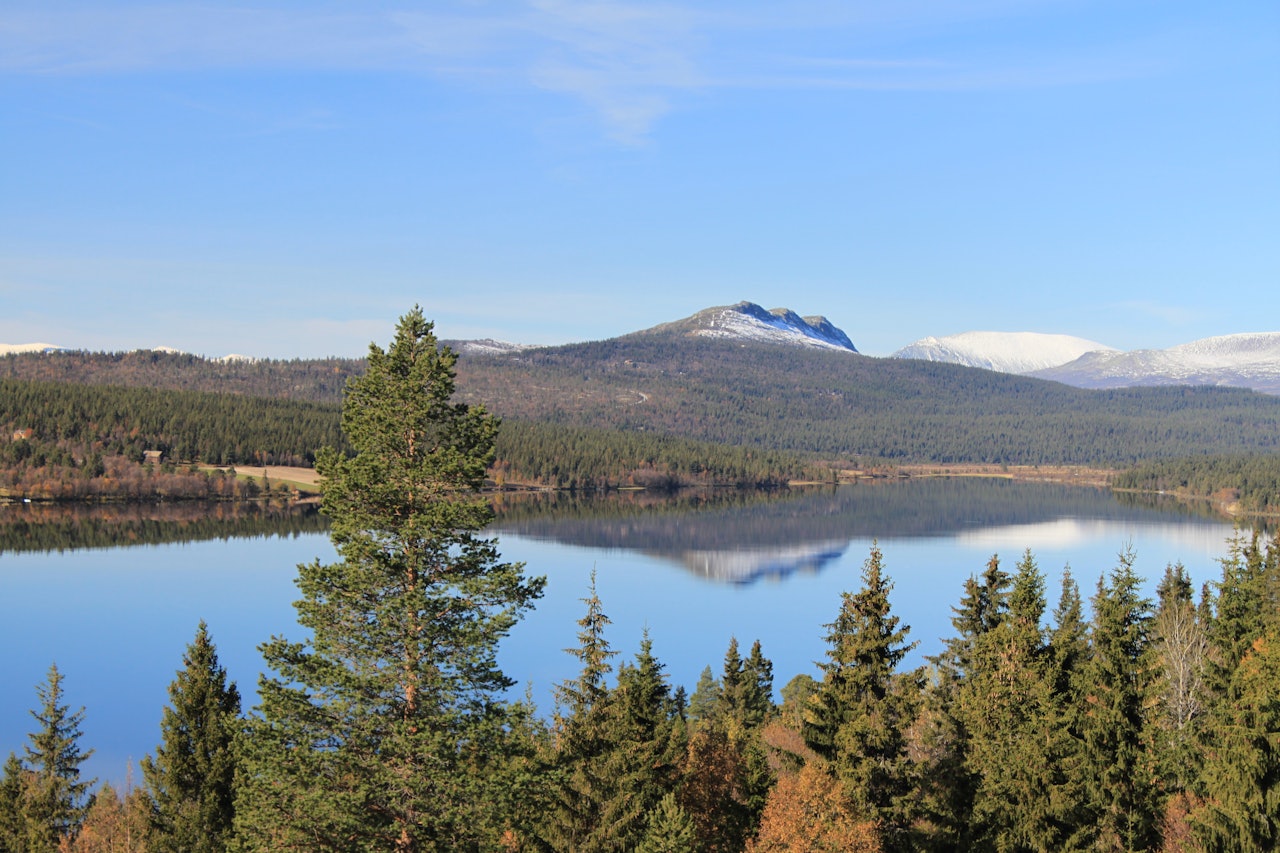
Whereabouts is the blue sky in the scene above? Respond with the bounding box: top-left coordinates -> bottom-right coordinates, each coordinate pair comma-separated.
2,1 -> 1277,358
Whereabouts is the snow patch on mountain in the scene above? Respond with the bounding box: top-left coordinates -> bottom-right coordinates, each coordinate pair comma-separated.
892,331 -> 1116,374
1031,332 -> 1280,394
451,338 -> 534,356
0,342 -> 67,355
666,301 -> 858,352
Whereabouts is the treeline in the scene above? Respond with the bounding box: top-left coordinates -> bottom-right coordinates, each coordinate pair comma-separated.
0,378 -> 824,498
0,350 -> 360,403
1115,453 -> 1280,514
0,378 -> 344,468
4,534 -> 1277,851
493,420 -> 825,489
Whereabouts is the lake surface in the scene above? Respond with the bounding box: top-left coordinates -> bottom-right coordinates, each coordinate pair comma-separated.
0,480 -> 1251,787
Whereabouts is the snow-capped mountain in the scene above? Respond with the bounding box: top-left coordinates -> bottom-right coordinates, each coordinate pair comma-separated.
892,332 -> 1116,374
636,301 -> 858,352
0,342 -> 67,355
448,338 -> 534,356
1031,332 -> 1280,395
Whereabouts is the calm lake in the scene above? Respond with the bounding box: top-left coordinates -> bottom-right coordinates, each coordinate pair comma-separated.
0,479 -> 1252,787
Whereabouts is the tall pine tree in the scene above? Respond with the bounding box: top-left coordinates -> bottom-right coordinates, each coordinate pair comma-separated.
234,307 -> 545,852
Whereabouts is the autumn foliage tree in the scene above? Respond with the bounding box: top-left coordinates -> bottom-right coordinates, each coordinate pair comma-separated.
748,761 -> 881,853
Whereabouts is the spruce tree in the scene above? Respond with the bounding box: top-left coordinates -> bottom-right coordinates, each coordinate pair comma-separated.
720,637 -> 745,723
141,620 -> 241,853
0,752 -> 26,852
912,553 -> 1012,849
688,666 -> 722,724
1206,531 -> 1280,695
1189,628 -> 1280,851
598,635 -> 685,852
637,792 -> 699,853
539,574 -> 620,851
960,550 -> 1067,851
22,664 -> 96,852
741,640 -> 775,730
1074,547 -> 1159,852
802,544 -> 917,849
1045,566 -> 1090,847
234,307 -> 545,852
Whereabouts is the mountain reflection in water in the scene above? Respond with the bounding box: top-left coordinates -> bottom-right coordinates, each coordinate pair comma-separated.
488,479 -> 1229,585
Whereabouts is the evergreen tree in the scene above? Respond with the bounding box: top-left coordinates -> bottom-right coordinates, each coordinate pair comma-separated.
637,793 -> 699,853
1048,567 -> 1089,701
0,752 -> 26,852
1206,531 -> 1280,695
598,635 -> 685,852
1189,629 -> 1280,852
21,664 -> 96,852
720,637 -> 745,723
802,544 -> 917,850
234,308 -> 545,852
1044,566 -> 1091,848
741,640 -> 775,730
911,552 -> 1013,849
960,550 -> 1067,851
1074,547 -> 1159,852
141,621 -> 241,853
716,637 -> 774,731
687,666 -> 722,724
538,574 -> 620,851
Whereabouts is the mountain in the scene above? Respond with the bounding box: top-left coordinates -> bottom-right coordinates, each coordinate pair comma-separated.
632,301 -> 858,352
7,308 -> 1280,468
447,339 -> 533,356
892,331 -> 1115,374
893,330 -> 1280,395
0,343 -> 67,355
1030,332 -> 1280,395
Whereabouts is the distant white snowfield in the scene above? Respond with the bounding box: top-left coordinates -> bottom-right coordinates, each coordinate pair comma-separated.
1032,332 -> 1280,394
893,331 -> 1116,374
0,342 -> 65,355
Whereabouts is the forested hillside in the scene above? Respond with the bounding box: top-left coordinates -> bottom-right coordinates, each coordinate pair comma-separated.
454,335 -> 1280,466
0,377 -> 814,497
5,335 -> 1280,496
0,349 -> 361,402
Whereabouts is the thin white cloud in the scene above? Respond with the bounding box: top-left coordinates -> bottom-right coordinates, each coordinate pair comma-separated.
0,1 -> 1193,140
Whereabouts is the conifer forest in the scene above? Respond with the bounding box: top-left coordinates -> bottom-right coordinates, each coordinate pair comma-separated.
2,310 -> 1278,852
